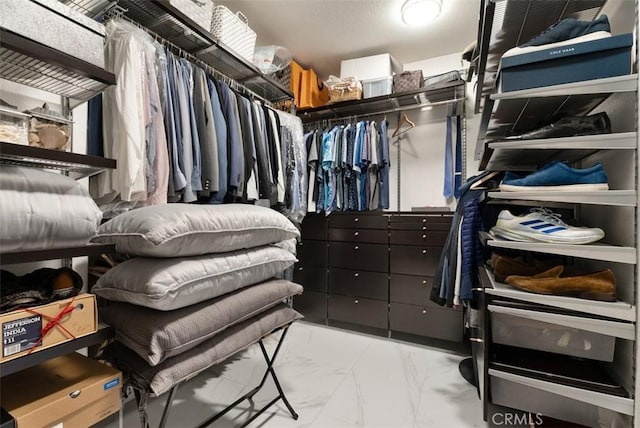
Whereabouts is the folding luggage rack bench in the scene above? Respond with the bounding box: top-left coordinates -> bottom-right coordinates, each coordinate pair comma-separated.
129,323 -> 298,428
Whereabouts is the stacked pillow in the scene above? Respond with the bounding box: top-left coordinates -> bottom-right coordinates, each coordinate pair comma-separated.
92,204 -> 303,397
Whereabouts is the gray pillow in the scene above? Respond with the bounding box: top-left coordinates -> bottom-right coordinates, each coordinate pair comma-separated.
100,279 -> 303,366
108,305 -> 302,396
93,203 -> 300,257
92,246 -> 296,310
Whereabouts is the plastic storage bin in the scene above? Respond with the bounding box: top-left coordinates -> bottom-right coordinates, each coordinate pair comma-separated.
340,54 -> 401,81
489,305 -> 616,361
0,106 -> 29,146
362,77 -> 393,99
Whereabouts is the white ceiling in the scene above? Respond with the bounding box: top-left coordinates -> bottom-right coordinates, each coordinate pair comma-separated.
216,0 -> 481,80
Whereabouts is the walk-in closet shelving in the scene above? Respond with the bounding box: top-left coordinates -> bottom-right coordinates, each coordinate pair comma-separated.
473,0 -> 606,114
63,0 -> 293,103
298,80 -> 465,123
0,6 -> 118,416
0,28 -> 115,102
471,0 -> 639,425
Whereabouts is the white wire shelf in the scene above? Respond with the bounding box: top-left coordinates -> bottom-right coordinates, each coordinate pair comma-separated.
488,190 -> 637,207
487,239 -> 637,264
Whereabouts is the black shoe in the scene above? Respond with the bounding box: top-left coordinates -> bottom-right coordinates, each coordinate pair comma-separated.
503,112 -> 611,141
520,15 -> 610,48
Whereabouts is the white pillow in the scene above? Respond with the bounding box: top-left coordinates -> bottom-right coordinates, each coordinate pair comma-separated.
0,166 -> 102,252
92,246 -> 297,310
93,203 -> 300,257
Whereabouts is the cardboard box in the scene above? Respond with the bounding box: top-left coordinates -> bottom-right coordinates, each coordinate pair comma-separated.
340,53 -> 401,81
1,353 -> 122,428
500,33 -> 633,92
0,294 -> 97,364
300,69 -> 329,108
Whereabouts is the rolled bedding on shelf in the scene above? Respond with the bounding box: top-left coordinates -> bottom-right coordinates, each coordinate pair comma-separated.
100,279 -> 303,366
0,166 -> 102,253
102,304 -> 302,397
92,245 -> 297,310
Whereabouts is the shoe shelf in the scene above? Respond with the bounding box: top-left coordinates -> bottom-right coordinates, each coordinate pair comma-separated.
487,238 -> 637,265
0,28 -> 115,103
112,0 -> 293,103
0,142 -> 117,179
483,267 -> 636,322
475,75 -> 638,169
487,190 -> 637,207
473,0 -> 606,114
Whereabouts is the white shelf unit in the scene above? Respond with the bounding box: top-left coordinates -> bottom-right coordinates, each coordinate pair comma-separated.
473,0 -> 639,424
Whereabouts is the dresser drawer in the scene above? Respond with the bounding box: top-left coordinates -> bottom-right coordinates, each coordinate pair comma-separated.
293,291 -> 326,322
329,214 -> 388,230
389,230 -> 448,247
328,242 -> 388,272
390,245 -> 440,276
329,268 -> 388,300
328,228 -> 388,244
301,214 -> 327,240
390,303 -> 462,341
328,294 -> 388,329
390,273 -> 432,305
293,264 -> 327,292
298,240 -> 327,267
390,214 -> 452,231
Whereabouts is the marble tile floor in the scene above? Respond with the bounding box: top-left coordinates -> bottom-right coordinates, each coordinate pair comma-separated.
99,321 -> 485,428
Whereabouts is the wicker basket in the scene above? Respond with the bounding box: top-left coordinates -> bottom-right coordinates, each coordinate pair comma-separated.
168,0 -> 214,31
393,70 -> 424,93
210,6 -> 257,62
329,86 -> 363,103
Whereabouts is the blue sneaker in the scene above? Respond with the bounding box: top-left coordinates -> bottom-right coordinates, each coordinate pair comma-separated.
500,161 -> 608,192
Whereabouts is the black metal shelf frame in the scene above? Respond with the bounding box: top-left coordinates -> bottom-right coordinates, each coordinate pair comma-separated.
0,324 -> 114,377
298,81 -> 466,124
0,243 -> 116,264
114,0 -> 293,103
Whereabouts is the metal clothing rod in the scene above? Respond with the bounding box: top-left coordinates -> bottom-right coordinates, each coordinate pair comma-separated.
102,12 -> 273,106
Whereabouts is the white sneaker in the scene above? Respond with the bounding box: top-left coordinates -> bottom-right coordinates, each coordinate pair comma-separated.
490,208 -> 605,244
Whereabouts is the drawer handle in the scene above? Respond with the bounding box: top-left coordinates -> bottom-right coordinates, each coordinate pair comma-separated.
422,309 -> 427,314
422,219 -> 427,223
470,338 -> 484,343
471,288 -> 484,292
422,249 -> 427,254
354,273 -> 359,277
354,245 -> 359,250
298,267 -> 303,271
354,231 -> 359,236
354,299 -> 359,304
422,280 -> 427,285
422,234 -> 427,239
355,218 -> 359,222
422,226 -> 426,231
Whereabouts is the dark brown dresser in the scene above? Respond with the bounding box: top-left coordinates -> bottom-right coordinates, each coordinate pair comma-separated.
293,211 -> 462,342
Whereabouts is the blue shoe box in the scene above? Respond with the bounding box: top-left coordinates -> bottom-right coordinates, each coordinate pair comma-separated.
500,33 -> 633,92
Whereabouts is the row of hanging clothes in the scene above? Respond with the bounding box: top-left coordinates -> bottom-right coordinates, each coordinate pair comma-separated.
304,118 -> 391,215
88,18 -> 307,222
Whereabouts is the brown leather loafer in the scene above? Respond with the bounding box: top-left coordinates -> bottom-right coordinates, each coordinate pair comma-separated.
505,266 -> 616,302
490,253 -> 564,283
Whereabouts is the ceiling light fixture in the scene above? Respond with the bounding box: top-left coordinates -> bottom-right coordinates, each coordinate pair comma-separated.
401,0 -> 442,26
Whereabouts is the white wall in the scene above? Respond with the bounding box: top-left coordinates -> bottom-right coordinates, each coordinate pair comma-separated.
1,79 -> 90,288
384,52 -> 481,212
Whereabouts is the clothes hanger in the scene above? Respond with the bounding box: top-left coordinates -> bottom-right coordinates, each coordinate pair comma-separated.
392,113 -> 415,137
469,170 -> 501,190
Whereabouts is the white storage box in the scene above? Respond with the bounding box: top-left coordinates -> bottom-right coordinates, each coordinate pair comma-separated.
0,107 -> 29,146
489,305 -> 616,362
0,0 -> 106,69
340,53 -> 401,81
169,0 -> 214,32
363,77 -> 393,98
210,6 -> 257,62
